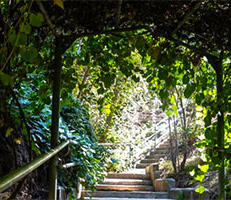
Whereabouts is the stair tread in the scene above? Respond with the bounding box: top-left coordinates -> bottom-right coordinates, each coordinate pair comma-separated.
140,159 -> 159,163
84,198 -> 176,200
96,184 -> 153,191
97,184 -> 153,187
107,173 -> 150,179
104,178 -> 152,185
82,190 -> 169,198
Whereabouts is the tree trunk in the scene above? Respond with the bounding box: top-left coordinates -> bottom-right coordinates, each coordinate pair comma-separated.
48,37 -> 62,200
168,117 -> 177,174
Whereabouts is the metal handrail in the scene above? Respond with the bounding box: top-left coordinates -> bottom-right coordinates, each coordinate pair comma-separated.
0,140 -> 78,193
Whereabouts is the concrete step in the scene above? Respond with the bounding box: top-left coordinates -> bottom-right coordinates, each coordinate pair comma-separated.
82,191 -> 169,198
96,184 -> 154,191
140,159 -> 159,163
84,198 -> 176,200
151,149 -> 168,154
107,173 -> 150,180
145,154 -> 165,159
155,147 -> 169,151
149,152 -> 166,157
136,163 -> 151,169
159,144 -> 170,147
136,163 -> 159,169
103,178 -> 152,185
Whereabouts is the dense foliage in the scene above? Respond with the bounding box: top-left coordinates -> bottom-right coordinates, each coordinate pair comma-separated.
1,1 -> 231,199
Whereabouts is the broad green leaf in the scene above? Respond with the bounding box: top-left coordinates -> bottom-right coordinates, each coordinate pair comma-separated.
18,33 -> 27,46
8,30 -> 17,46
194,174 -> 205,182
0,72 -> 13,86
54,0 -> 64,9
5,127 -> 13,137
195,185 -> 205,194
172,105 -> 177,112
20,46 -> 38,63
170,95 -> 175,104
182,74 -> 189,84
102,104 -> 111,115
20,23 -> 31,34
29,13 -> 44,27
158,68 -> 168,80
152,47 -> 160,59
199,164 -> 209,173
166,111 -> 172,116
184,83 -> 196,98
159,89 -> 168,99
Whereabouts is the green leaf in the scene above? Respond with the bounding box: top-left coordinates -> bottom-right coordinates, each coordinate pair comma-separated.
194,174 -> 205,182
29,13 -> 44,27
184,83 -> 196,98
20,23 -> 31,34
159,89 -> 168,99
195,185 -> 205,194
199,164 -> 209,173
102,104 -> 111,115
172,105 -> 177,112
158,68 -> 168,80
195,93 -> 204,105
5,127 -> 13,137
182,74 -> 189,84
18,33 -> 27,46
8,30 -> 17,46
152,47 -> 160,59
166,111 -> 172,116
132,75 -> 140,82
54,0 -> 64,9
170,95 -> 175,104
20,46 -> 38,63
0,72 -> 13,86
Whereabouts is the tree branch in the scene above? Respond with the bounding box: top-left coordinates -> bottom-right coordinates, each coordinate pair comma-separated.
172,0 -> 202,36
36,0 -> 56,35
11,89 -> 32,161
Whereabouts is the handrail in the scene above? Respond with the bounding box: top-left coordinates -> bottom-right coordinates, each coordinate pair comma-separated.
0,140 -> 77,193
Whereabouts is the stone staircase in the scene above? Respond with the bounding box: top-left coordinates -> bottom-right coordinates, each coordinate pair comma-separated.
82,140 -> 175,199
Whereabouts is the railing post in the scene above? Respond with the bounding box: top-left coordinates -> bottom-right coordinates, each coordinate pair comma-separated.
154,124 -> 157,149
129,144 -> 132,168
48,36 -> 62,200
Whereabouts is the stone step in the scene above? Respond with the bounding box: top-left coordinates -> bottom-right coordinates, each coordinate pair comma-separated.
136,163 -> 159,169
136,163 -> 151,169
84,198 -> 176,200
145,154 -> 165,159
159,143 -> 170,147
155,147 -> 169,151
149,152 -> 166,157
140,159 -> 159,163
151,149 -> 168,154
96,184 -> 154,191
82,191 -> 169,198
103,178 -> 152,185
107,173 -> 150,180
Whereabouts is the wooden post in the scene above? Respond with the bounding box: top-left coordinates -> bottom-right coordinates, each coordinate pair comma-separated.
48,37 -> 62,200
